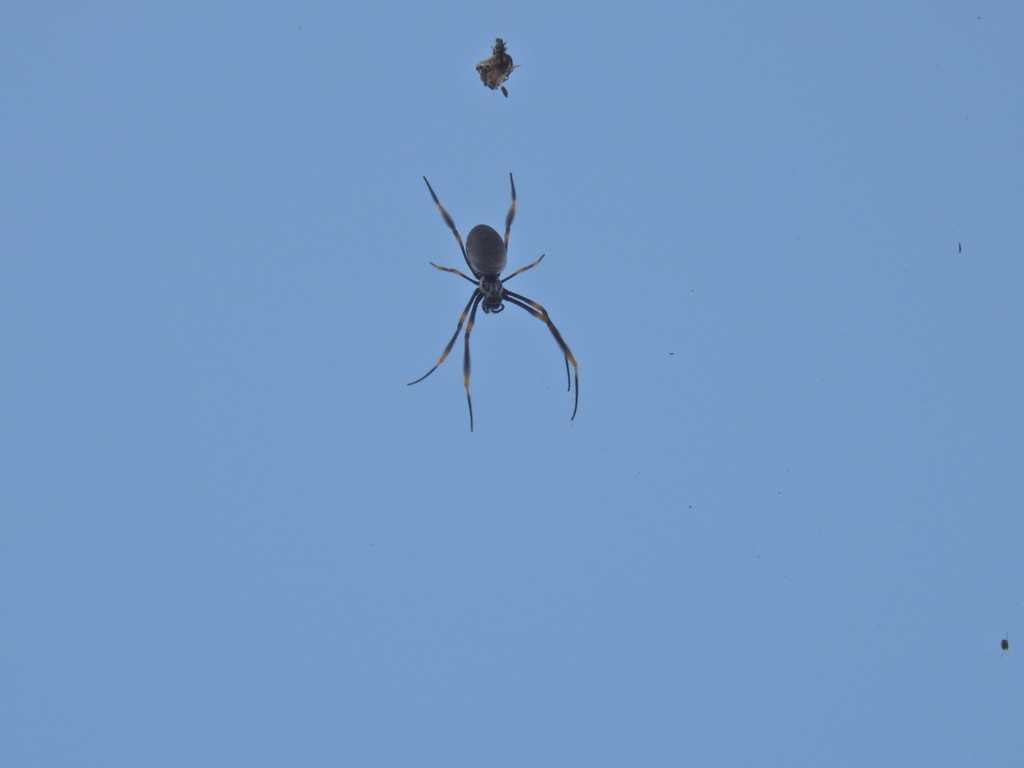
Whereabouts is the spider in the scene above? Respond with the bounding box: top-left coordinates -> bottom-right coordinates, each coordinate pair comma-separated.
409,174 -> 578,431
476,38 -> 518,97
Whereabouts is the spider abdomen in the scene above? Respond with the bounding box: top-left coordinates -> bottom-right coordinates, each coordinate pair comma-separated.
466,224 -> 507,277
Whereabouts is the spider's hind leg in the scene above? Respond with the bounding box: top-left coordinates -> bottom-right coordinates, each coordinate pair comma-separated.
408,290 -> 480,386
504,290 -> 579,421
461,293 -> 485,431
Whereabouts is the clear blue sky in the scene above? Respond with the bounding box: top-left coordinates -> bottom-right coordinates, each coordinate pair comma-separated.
2,1 -> 1022,765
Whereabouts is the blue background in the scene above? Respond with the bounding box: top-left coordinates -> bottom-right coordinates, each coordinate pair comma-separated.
2,0 -> 1021,764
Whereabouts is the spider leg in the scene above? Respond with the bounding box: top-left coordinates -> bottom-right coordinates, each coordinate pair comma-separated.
504,291 -> 579,421
504,291 -> 571,390
429,262 -> 477,285
504,173 -> 517,247
408,290 -> 481,386
423,177 -> 475,275
506,294 -> 572,394
462,293 -> 485,431
501,253 -> 545,284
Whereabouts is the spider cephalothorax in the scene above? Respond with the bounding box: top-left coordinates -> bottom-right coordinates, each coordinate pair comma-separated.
479,276 -> 505,314
409,174 -> 578,431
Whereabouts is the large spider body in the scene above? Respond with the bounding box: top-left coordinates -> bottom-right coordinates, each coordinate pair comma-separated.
409,174 -> 578,431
